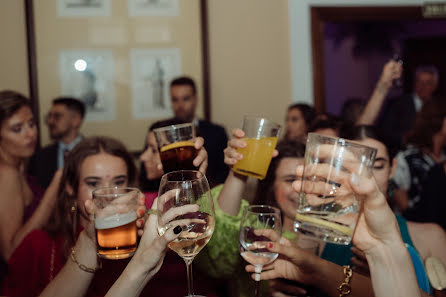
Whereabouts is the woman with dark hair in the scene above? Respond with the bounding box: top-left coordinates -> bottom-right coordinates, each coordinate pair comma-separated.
392,99 -> 446,214
0,91 -> 61,273
284,103 -> 316,142
2,136 -> 145,296
206,127 -> 441,296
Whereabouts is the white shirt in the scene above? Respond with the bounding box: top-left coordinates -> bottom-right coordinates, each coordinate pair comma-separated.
413,93 -> 423,112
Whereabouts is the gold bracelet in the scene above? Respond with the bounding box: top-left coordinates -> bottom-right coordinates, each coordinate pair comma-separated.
337,265 -> 352,297
70,248 -> 101,273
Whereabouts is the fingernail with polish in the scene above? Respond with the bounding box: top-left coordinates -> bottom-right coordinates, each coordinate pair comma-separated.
268,242 -> 273,249
174,225 -> 182,234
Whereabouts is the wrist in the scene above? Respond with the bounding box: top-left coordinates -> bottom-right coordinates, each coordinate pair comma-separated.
229,170 -> 248,182
376,80 -> 391,93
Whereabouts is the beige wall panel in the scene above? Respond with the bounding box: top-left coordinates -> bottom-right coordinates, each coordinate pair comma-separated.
32,0 -> 203,151
0,1 -> 29,95
208,0 -> 291,133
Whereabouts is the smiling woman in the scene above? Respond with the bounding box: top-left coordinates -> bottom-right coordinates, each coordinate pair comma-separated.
0,90 -> 61,280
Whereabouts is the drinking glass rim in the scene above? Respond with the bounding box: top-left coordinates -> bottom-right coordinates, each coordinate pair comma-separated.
152,122 -> 194,133
161,170 -> 206,183
243,204 -> 281,216
307,132 -> 377,152
92,186 -> 140,198
243,116 -> 281,129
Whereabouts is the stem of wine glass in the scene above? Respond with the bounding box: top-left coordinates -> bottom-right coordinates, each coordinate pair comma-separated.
184,258 -> 194,297
254,264 -> 262,297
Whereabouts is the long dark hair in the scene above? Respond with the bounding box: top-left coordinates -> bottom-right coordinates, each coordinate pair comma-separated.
405,99 -> 446,151
254,140 -> 306,208
0,90 -> 32,128
44,136 -> 137,260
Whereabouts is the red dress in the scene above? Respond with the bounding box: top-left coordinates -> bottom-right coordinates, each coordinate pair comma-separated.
2,231 -> 221,296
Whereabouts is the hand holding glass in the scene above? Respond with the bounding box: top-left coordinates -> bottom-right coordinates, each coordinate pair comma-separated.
93,187 -> 140,260
157,170 -> 215,297
294,133 -> 377,245
233,117 -> 281,179
240,205 -> 282,297
153,123 -> 197,173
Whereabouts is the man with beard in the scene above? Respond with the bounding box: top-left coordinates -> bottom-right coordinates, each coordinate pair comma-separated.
28,97 -> 85,188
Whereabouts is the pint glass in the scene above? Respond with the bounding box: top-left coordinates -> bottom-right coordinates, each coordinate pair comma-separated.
295,133 -> 377,245
233,116 -> 281,179
93,187 -> 140,259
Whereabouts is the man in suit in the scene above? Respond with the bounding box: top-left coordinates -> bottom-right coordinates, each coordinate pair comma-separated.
28,97 -> 85,188
143,76 -> 228,187
379,64 -> 439,151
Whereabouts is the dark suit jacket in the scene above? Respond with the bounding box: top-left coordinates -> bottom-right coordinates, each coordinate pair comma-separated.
139,118 -> 229,190
378,93 -> 417,152
196,119 -> 229,187
27,143 -> 59,189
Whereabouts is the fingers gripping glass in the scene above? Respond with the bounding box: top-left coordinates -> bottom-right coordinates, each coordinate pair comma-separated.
92,187 -> 140,260
239,205 -> 282,297
294,133 -> 377,245
157,170 -> 215,297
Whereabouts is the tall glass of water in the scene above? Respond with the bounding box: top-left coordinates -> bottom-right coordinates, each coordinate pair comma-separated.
295,133 -> 377,245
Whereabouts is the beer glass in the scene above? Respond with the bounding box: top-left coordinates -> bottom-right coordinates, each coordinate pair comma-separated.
233,116 -> 281,179
294,133 -> 377,245
93,187 -> 140,259
153,123 -> 197,173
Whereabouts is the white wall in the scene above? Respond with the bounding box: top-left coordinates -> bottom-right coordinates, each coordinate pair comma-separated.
289,0 -> 435,105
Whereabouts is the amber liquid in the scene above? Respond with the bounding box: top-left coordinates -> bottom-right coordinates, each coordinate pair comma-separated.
233,137 -> 278,179
95,212 -> 137,259
159,141 -> 197,173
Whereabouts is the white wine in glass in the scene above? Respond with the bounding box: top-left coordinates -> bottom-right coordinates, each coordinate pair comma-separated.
239,205 -> 282,297
157,170 -> 215,297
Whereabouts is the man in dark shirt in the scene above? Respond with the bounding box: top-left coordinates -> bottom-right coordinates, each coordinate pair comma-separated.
28,97 -> 85,188
379,65 -> 439,151
141,76 -> 228,188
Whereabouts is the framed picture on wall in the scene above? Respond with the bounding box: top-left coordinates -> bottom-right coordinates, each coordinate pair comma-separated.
57,0 -> 111,17
127,0 -> 179,17
59,50 -> 115,121
130,48 -> 181,119
25,0 -> 210,151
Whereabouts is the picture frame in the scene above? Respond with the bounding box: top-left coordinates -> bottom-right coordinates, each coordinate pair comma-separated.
24,0 -> 210,151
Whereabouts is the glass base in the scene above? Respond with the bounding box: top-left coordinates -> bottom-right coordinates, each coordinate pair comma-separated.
294,220 -> 351,245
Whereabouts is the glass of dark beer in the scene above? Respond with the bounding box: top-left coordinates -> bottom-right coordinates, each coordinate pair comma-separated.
92,187 -> 140,260
153,123 -> 197,173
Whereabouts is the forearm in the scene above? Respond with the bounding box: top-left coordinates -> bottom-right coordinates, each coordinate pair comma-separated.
39,233 -> 97,297
11,184 -> 59,256
366,242 -> 421,297
357,81 -> 390,125
106,257 -> 152,297
218,171 -> 248,215
311,259 -> 374,297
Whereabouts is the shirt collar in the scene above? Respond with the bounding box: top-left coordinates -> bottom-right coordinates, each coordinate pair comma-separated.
59,135 -> 83,151
413,93 -> 423,112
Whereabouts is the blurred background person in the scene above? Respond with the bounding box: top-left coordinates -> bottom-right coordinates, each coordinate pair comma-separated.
0,91 -> 60,281
284,103 -> 316,143
149,76 -> 228,187
28,97 -> 85,189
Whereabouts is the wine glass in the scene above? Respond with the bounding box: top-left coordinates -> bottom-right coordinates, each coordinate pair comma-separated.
239,205 -> 282,297
157,170 -> 215,297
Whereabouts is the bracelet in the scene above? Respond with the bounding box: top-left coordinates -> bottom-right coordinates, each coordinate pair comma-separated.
70,248 -> 101,273
337,265 -> 352,297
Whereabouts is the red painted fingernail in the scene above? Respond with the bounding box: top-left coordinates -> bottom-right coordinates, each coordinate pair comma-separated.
268,243 -> 273,249
138,209 -> 144,216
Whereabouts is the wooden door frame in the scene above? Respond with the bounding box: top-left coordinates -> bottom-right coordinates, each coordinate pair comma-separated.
311,6 -> 424,113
